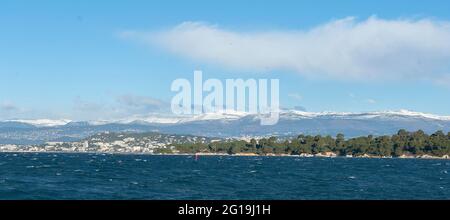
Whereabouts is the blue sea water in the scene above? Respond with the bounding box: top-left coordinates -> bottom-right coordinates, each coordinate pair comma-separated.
0,153 -> 449,200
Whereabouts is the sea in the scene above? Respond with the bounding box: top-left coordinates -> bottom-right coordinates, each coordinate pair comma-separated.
0,153 -> 449,200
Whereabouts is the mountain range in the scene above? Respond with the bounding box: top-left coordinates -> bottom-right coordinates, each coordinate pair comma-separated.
1,110 -> 449,145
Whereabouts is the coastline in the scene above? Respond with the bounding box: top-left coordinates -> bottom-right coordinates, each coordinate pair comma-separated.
0,150 -> 449,160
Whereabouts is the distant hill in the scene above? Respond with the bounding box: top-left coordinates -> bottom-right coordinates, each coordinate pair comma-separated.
1,110 -> 449,144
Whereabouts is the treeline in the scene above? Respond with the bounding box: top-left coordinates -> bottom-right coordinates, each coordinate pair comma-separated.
172,129 -> 450,157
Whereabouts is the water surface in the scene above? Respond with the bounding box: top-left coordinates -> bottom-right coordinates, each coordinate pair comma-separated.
0,153 -> 449,199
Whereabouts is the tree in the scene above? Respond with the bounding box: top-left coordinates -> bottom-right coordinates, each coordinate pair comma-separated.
227,142 -> 242,154
250,139 -> 257,148
268,137 -> 277,146
172,129 -> 450,157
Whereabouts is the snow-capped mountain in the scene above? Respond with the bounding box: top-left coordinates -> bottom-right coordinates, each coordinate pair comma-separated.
4,109 -> 450,126
96,109 -> 450,126
4,119 -> 73,127
1,110 -> 449,144
252,109 -> 450,121
86,110 -> 253,125
148,109 -> 450,137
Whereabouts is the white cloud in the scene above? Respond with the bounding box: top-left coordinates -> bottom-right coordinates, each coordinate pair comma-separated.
124,16 -> 450,82
0,101 -> 65,120
365,99 -> 377,104
116,94 -> 169,112
434,75 -> 450,87
71,95 -> 170,121
0,101 -> 19,112
288,93 -> 303,101
73,97 -> 106,112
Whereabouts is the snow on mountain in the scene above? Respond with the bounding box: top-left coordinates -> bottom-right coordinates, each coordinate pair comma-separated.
1,109 -> 449,145
276,109 -> 450,121
178,110 -> 252,123
3,110 -> 450,127
127,109 -> 450,124
5,119 -> 72,127
86,110 -> 252,125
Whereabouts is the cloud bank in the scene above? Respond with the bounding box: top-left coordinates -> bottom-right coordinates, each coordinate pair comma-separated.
72,95 -> 170,121
0,101 -> 19,112
116,95 -> 168,112
288,93 -> 303,101
124,16 -> 450,82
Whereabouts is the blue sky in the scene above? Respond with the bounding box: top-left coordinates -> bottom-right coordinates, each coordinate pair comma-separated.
1,0 -> 450,120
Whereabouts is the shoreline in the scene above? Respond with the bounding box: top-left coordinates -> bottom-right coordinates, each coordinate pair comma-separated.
0,150 -> 449,160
